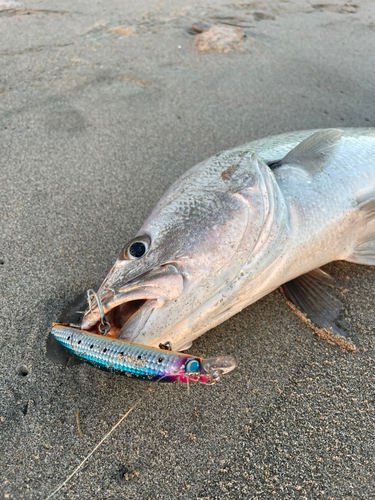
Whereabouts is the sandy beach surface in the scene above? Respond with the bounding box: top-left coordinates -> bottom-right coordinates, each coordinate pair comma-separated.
1,0 -> 375,498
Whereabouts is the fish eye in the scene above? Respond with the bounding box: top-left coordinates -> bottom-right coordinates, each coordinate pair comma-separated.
129,241 -> 147,258
121,235 -> 151,260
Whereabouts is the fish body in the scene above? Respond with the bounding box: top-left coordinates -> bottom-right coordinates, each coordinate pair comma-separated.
79,128 -> 375,352
51,324 -> 237,383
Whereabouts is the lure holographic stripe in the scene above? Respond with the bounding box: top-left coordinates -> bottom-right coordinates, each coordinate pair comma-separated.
51,324 -> 237,384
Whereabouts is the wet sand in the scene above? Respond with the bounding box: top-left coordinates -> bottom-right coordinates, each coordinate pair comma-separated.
1,0 -> 375,498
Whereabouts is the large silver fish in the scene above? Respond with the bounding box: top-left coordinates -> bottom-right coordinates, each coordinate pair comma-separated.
80,128 -> 375,351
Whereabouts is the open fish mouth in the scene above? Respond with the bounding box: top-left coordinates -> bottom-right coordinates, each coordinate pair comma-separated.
80,264 -> 184,340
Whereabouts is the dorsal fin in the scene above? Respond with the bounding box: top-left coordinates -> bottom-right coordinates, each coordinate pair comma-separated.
274,129 -> 343,175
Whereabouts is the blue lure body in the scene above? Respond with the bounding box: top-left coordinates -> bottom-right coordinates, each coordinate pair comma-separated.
51,324 -> 228,383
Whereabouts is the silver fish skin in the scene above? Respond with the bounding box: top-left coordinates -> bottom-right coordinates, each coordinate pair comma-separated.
81,128 -> 375,351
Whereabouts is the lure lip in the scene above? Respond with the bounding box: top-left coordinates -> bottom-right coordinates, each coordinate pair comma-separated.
50,323 -> 237,383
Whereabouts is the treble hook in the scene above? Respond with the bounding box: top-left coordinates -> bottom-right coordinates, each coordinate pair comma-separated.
86,288 -> 115,335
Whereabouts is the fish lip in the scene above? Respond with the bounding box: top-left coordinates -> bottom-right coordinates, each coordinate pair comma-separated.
80,263 -> 184,336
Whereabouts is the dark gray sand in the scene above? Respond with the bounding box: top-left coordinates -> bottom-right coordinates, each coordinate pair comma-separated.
1,0 -> 375,498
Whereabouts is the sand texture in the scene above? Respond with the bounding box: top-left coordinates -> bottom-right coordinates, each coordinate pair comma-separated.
1,0 -> 375,498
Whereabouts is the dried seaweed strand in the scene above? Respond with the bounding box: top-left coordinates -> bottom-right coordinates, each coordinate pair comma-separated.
45,400 -> 141,500
76,408 -> 83,438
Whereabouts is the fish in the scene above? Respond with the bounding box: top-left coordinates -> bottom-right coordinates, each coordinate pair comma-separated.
50,323 -> 237,383
51,128 -> 375,364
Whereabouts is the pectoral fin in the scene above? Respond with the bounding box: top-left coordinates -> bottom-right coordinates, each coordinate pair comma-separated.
347,194 -> 375,265
347,235 -> 375,265
272,129 -> 343,175
281,268 -> 347,338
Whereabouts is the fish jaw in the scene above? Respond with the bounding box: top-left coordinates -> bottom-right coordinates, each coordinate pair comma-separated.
80,264 -> 184,337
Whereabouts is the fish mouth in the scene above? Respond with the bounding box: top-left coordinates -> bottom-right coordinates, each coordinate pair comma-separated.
80,264 -> 184,340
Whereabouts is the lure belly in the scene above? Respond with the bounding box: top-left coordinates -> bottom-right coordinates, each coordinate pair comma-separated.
51,324 -> 237,384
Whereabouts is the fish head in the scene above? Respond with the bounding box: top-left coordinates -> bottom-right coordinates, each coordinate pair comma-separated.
81,151 -> 279,350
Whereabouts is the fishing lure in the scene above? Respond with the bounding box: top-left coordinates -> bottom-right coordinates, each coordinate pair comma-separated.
51,323 -> 237,384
